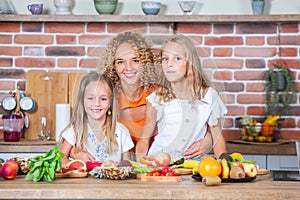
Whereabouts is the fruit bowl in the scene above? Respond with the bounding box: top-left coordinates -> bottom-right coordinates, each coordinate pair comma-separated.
89,166 -> 133,180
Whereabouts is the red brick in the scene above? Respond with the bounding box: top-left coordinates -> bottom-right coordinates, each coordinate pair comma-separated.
0,58 -> 12,67
279,23 -> 299,33
235,47 -> 276,57
236,23 -> 276,34
205,36 -> 243,45
213,24 -> 233,34
246,36 -> 265,45
213,48 -> 232,57
0,22 -> 20,32
45,23 -> 84,33
219,94 -> 234,104
79,35 -> 111,45
246,59 -> 265,69
214,70 -> 232,80
56,35 -> 76,44
22,22 -> 43,32
79,59 -> 98,68
176,23 -> 211,34
237,94 -> 265,104
86,23 -> 106,32
280,130 -> 300,140
107,23 -> 147,33
226,106 -> 245,116
222,130 -> 241,140
279,48 -> 297,57
57,58 -> 78,68
46,47 -> 85,56
24,47 -> 44,56
279,36 -> 300,45
235,71 -> 264,81
223,118 -> 233,129
246,83 -> 265,92
149,23 -> 170,33
224,82 -> 244,92
203,59 -> 243,69
247,106 -> 265,115
0,81 -> 14,90
0,47 -> 22,56
0,69 -> 25,79
15,35 -> 53,44
281,118 -> 296,128
0,35 -> 12,44
15,58 -> 55,68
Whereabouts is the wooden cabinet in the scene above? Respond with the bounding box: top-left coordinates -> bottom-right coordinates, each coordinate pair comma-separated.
267,155 -> 298,170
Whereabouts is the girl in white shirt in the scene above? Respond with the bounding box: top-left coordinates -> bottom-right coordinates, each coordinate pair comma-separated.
136,35 -> 227,161
59,71 -> 133,165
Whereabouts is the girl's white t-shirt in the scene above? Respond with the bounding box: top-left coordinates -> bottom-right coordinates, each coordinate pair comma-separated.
62,122 -> 134,163
147,87 -> 227,160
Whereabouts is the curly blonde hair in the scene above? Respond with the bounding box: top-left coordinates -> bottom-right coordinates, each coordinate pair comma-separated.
156,34 -> 211,103
98,32 -> 162,93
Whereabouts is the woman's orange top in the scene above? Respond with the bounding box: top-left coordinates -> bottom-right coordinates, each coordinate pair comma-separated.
117,86 -> 157,149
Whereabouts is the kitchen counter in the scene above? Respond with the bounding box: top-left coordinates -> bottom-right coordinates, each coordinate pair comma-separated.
0,174 -> 299,199
0,139 -> 297,155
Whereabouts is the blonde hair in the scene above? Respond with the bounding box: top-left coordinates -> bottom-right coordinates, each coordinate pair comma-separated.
98,31 -> 162,93
61,71 -> 118,154
156,34 -> 210,103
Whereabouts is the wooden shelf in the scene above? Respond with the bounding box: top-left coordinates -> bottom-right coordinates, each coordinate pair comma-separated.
1,14 -> 300,23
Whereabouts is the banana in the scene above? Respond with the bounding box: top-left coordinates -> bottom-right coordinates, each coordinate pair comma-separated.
128,160 -> 146,167
176,159 -> 199,169
264,115 -> 280,125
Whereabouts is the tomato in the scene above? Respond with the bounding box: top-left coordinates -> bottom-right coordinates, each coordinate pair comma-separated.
197,156 -> 221,177
152,171 -> 160,176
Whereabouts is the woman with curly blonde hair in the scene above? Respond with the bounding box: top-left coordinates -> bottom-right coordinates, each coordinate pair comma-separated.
136,34 -> 227,161
98,32 -> 161,157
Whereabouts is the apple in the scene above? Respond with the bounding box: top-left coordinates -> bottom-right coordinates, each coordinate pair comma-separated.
86,161 -> 102,172
242,163 -> 257,177
232,160 -> 244,170
153,152 -> 171,167
1,160 -> 19,180
0,163 -> 2,177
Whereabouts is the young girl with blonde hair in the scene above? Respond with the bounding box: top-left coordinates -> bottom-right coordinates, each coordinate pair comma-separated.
136,34 -> 227,160
59,71 -> 133,165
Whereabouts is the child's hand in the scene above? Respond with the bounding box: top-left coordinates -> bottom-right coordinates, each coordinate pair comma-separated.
70,147 -> 95,162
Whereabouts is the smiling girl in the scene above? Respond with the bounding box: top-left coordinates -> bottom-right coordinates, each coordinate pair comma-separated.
59,71 -> 134,165
136,34 -> 227,161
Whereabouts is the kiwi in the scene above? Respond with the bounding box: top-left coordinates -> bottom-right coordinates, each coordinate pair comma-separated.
229,166 -> 246,178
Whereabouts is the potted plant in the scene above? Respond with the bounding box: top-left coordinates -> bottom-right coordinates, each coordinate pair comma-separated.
265,64 -> 297,116
251,0 -> 265,15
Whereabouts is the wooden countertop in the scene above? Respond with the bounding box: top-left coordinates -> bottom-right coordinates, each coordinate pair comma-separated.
1,14 -> 300,23
0,139 -> 297,155
0,174 -> 299,199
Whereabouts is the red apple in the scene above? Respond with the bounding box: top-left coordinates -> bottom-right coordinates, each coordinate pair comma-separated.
0,163 -> 2,177
86,161 -> 102,172
242,163 -> 258,177
232,160 -> 244,170
1,160 -> 19,180
153,152 -> 171,167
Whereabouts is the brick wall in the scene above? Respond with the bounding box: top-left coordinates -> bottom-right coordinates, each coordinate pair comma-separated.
0,21 -> 299,140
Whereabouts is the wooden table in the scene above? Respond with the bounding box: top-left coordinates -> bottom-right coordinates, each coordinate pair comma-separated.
0,174 -> 299,199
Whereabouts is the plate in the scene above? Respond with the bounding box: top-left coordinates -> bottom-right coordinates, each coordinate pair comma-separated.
192,173 -> 256,183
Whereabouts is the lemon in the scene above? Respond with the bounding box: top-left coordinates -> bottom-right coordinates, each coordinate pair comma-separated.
230,152 -> 244,160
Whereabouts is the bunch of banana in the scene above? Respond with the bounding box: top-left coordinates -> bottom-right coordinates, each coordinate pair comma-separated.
264,114 -> 280,126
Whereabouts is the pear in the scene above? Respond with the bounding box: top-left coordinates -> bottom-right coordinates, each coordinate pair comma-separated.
229,166 -> 245,179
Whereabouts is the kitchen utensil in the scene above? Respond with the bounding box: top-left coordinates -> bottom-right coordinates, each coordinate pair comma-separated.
27,4 -> 43,15
177,1 -> 196,15
37,116 -> 51,140
0,0 -> 15,14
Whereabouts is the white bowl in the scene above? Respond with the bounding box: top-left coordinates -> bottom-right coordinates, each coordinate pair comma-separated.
141,1 -> 161,15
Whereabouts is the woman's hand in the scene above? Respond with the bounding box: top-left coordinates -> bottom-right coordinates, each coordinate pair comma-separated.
70,147 -> 95,162
183,131 -> 213,159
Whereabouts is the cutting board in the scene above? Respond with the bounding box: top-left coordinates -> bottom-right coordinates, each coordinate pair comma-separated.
25,71 -> 68,140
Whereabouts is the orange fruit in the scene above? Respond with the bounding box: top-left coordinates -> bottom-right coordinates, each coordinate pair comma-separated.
67,159 -> 87,170
260,122 -> 275,136
197,156 -> 221,177
230,152 -> 244,160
